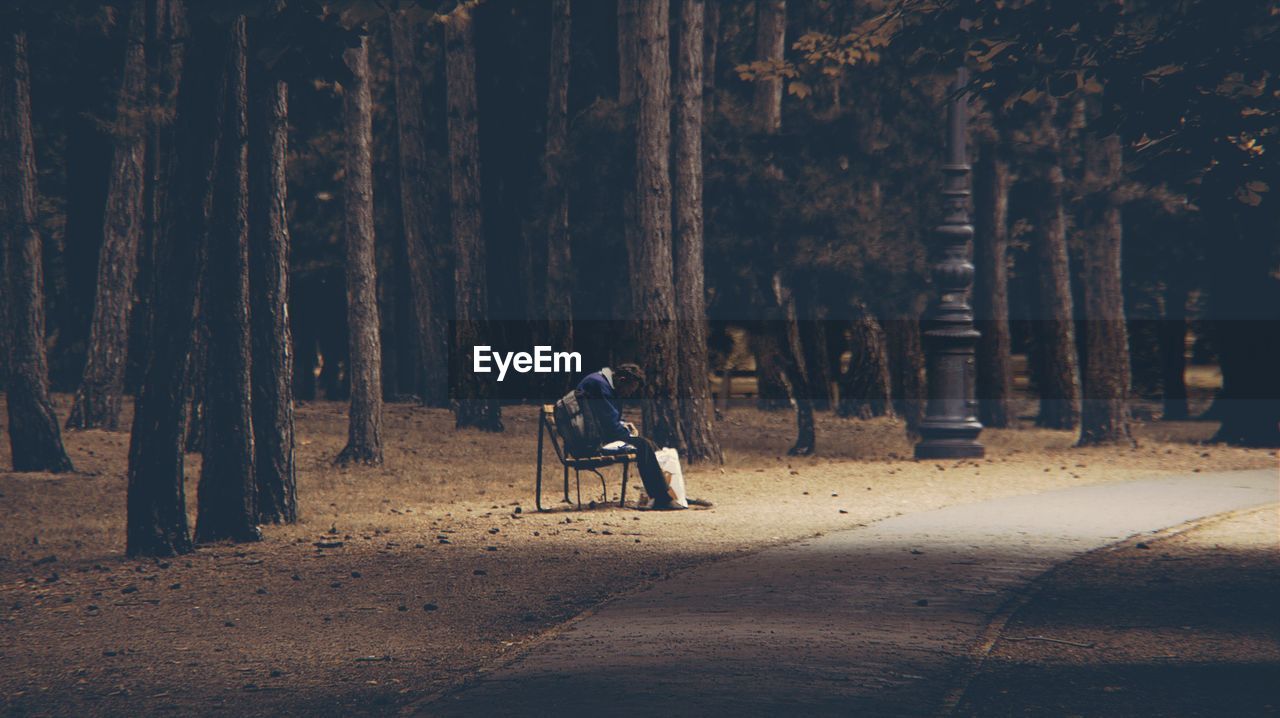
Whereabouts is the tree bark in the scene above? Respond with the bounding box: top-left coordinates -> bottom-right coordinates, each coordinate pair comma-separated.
1159,279 -> 1190,421
838,305 -> 892,419
799,310 -> 832,411
390,9 -> 449,407
630,0 -> 684,449
1,30 -> 75,473
544,0 -> 574,359
1031,163 -> 1081,429
126,8 -> 221,557
446,9 -> 503,432
183,308 -> 207,453
752,0 -> 786,134
886,317 -> 926,437
67,0 -> 149,431
336,35 -> 386,462
196,17 -> 258,544
775,274 -> 814,454
673,0 -> 721,463
247,11 -> 296,524
1077,134 -> 1131,445
130,0 -> 185,398
972,144 -> 1015,428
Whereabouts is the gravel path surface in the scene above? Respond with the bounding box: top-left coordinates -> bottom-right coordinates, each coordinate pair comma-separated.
422,470 -> 1277,717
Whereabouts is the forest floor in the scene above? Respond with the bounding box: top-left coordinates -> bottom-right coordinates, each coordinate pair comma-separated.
0,376 -> 1275,716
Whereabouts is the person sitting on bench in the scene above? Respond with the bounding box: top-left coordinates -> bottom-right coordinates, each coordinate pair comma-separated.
576,363 -> 685,510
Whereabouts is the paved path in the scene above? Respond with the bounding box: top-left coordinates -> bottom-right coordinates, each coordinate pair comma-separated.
421,470 -> 1277,717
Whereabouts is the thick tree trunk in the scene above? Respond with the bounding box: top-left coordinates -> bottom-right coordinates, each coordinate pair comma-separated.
1,30 -> 75,473
629,0 -> 684,449
390,9 -> 449,407
446,10 -> 503,432
752,0 -> 785,134
336,36 -> 386,462
1159,280 -> 1190,421
837,306 -> 892,420
673,0 -> 721,463
248,13 -> 296,525
67,0 -> 149,431
1032,164 -> 1081,429
973,144 -> 1015,428
126,10 -> 221,557
1077,134 -> 1132,446
196,17 -> 258,544
544,0 -> 574,358
886,317 -> 926,437
129,0 -> 185,397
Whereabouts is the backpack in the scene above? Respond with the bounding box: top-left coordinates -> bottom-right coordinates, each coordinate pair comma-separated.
553,388 -> 602,456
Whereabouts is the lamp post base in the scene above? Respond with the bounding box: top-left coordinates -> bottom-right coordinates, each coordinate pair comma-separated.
914,440 -> 985,460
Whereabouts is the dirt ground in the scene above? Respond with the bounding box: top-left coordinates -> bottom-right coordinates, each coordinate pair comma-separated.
956,505 -> 1280,717
0,382 -> 1274,716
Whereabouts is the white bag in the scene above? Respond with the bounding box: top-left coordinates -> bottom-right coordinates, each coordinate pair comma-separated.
654,447 -> 688,508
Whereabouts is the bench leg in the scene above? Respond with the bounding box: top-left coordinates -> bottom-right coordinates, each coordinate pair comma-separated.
562,465 -> 571,504
535,417 -> 545,512
620,462 -> 629,507
575,469 -> 582,508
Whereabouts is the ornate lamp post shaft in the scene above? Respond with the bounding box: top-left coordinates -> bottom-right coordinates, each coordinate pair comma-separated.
915,68 -> 984,459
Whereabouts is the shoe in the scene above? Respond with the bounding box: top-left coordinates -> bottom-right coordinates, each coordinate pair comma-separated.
649,501 -> 688,511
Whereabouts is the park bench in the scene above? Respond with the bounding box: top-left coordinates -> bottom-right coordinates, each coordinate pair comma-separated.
535,404 -> 635,511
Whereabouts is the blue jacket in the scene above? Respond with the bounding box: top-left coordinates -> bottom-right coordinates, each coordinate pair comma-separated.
576,370 -> 630,443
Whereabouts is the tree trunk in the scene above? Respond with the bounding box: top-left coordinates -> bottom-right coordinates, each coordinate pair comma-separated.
1,30 -> 75,473
129,0 -> 185,397
751,0 -> 785,134
1159,279 -> 1190,421
183,304 -> 208,453
446,9 -> 503,432
336,35 -> 386,462
972,144 -> 1014,428
629,0 -> 684,449
126,9 -> 222,557
544,0 -> 574,359
247,12 -> 296,525
703,0 -> 718,107
1031,164 -> 1081,429
66,0 -> 149,431
838,306 -> 892,420
673,0 -> 721,463
196,17 -> 258,544
886,317 -> 926,437
774,274 -> 814,455
800,309 -> 832,411
390,9 -> 449,408
1077,134 -> 1131,446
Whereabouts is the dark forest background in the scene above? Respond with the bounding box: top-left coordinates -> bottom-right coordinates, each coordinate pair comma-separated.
2,0 -> 1278,556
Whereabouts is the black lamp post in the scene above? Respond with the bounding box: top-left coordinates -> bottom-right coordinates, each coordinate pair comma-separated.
915,67 -> 984,459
